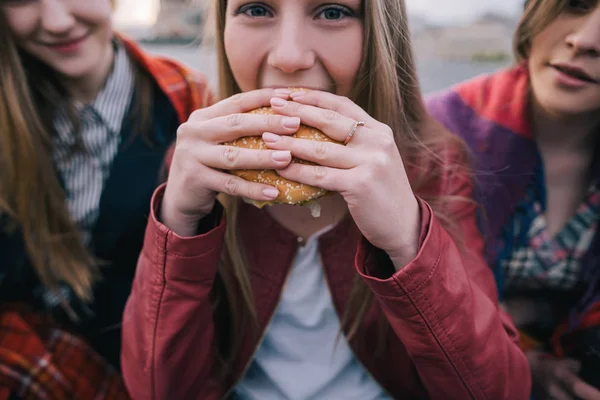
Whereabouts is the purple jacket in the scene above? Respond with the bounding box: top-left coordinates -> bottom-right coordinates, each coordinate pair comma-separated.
425,65 -> 600,312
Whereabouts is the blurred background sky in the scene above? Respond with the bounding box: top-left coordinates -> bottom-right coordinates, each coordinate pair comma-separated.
113,0 -> 525,27
114,0 -> 525,94
406,0 -> 522,24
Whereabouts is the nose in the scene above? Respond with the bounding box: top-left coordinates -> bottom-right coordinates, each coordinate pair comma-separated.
39,0 -> 76,35
267,19 -> 316,74
566,7 -> 600,57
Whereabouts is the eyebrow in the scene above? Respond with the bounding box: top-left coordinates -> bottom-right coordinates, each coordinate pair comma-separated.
307,0 -> 363,9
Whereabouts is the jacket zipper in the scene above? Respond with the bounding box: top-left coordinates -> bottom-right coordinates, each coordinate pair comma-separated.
220,249 -> 298,400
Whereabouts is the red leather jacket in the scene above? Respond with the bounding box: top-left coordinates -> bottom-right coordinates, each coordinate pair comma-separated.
121,152 -> 531,399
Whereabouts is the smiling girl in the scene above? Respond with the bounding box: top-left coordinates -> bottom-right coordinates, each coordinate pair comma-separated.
122,1 -> 531,399
0,0 -> 211,398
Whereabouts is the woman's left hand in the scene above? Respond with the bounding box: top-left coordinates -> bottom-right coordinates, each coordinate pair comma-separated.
265,91 -> 421,268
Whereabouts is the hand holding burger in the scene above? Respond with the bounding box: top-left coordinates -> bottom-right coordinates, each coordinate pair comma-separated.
161,87 -> 421,271
225,106 -> 343,217
159,88 -> 335,237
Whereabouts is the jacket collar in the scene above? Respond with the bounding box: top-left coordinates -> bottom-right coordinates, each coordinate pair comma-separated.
450,66 -> 538,253
118,33 -> 211,124
239,200 -> 359,248
456,63 -> 532,140
238,200 -> 361,278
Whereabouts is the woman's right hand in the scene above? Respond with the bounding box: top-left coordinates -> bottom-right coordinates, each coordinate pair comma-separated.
160,89 -> 298,236
528,350 -> 600,400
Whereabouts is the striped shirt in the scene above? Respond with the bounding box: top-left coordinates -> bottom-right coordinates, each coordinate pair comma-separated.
53,42 -> 135,245
19,34 -> 211,319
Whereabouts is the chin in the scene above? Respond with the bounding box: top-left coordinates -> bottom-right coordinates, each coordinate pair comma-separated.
537,92 -> 600,120
51,61 -> 96,80
548,101 -> 600,119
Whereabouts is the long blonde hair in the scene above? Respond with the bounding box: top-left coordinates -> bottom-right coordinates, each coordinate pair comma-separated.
208,0 -> 469,372
0,19 -> 98,303
0,5 -> 154,312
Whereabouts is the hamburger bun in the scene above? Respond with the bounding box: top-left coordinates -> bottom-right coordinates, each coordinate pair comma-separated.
224,106 -> 343,212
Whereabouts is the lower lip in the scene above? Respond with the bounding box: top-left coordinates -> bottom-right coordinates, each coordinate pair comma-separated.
46,36 -> 87,54
267,86 -> 327,92
552,66 -> 596,89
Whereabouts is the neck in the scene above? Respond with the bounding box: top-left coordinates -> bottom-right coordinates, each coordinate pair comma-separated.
532,99 -> 600,152
266,193 -> 348,241
61,42 -> 115,104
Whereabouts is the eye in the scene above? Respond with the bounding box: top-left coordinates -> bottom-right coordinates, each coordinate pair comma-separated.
315,4 -> 354,21
237,3 -> 273,18
566,0 -> 597,13
1,0 -> 36,6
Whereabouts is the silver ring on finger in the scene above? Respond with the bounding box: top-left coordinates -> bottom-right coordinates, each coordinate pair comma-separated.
343,121 -> 365,145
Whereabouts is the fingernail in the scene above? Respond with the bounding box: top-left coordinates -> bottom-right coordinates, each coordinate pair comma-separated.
274,88 -> 292,96
282,117 -> 300,128
290,90 -> 306,99
270,97 -> 287,107
263,187 -> 279,199
263,132 -> 281,143
272,150 -> 290,162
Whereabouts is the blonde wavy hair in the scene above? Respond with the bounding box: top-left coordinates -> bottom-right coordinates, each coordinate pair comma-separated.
0,0 -> 153,314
